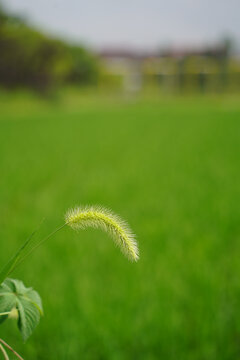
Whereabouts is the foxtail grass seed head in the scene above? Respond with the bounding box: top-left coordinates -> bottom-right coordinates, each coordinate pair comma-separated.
65,206 -> 139,262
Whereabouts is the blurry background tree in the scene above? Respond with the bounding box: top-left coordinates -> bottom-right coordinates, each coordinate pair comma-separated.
0,5 -> 99,92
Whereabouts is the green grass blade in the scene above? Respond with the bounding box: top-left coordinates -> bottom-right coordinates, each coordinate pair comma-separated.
0,223 -> 43,285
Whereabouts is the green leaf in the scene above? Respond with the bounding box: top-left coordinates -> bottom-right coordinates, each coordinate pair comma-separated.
0,278 -> 43,341
0,280 -> 16,324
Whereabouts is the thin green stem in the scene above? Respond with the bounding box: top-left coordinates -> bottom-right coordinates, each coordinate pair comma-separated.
0,343 -> 9,360
0,219 -> 45,284
0,339 -> 24,360
14,223 -> 67,270
0,312 -> 10,317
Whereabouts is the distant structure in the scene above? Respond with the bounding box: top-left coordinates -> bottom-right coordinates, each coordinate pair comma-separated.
99,42 -> 240,93
99,49 -> 145,93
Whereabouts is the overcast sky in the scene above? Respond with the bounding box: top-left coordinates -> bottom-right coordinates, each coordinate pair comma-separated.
2,0 -> 240,51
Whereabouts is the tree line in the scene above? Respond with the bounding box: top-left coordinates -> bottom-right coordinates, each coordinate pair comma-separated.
0,6 -> 99,92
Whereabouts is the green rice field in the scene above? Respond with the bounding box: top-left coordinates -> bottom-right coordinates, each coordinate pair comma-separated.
0,90 -> 240,359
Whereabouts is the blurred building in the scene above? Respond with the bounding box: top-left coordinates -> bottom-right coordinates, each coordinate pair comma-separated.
99,42 -> 240,93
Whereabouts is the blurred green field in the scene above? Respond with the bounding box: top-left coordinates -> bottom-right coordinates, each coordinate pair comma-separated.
0,91 -> 240,359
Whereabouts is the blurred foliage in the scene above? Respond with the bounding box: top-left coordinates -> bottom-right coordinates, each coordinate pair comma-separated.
0,6 -> 99,92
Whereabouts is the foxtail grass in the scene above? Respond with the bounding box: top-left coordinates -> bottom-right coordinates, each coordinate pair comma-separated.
0,205 -> 139,284
65,206 -> 139,261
